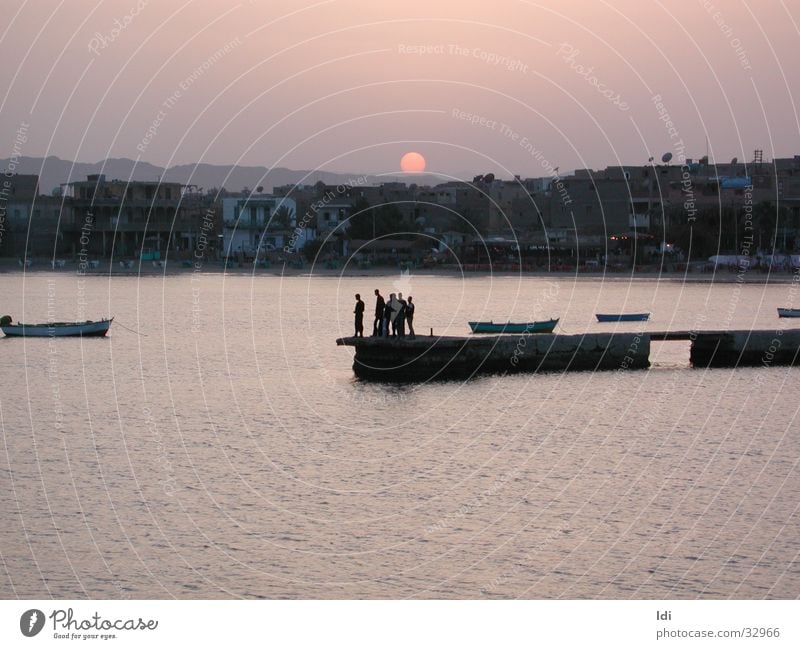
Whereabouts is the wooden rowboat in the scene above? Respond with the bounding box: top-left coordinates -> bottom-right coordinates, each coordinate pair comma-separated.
0,316 -> 113,337
468,319 -> 559,334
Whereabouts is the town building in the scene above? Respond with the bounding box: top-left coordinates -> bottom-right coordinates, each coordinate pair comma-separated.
0,174 -> 74,257
221,194 -> 298,256
61,175 -> 218,260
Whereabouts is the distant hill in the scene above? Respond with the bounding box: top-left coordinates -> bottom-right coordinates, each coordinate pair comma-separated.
0,156 -> 445,195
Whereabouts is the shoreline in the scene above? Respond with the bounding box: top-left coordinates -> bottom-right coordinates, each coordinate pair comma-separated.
1,259 -> 797,283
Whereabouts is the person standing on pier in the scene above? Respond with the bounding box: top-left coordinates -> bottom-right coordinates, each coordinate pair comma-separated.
390,293 -> 403,337
384,293 -> 396,337
405,296 -> 415,337
396,293 -> 407,337
373,289 -> 385,336
354,294 -> 365,337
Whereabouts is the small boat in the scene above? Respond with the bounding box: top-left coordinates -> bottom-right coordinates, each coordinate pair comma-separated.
777,308 -> 800,318
0,315 -> 113,337
596,313 -> 650,322
468,319 -> 559,334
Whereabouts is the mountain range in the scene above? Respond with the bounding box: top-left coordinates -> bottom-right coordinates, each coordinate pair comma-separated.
1,156 -> 446,196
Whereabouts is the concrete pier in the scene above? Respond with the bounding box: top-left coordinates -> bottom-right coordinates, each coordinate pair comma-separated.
336,332 -> 650,381
690,330 -> 800,368
337,328 -> 800,380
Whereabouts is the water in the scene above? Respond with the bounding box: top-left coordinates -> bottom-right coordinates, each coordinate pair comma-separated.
1,270 -> 798,599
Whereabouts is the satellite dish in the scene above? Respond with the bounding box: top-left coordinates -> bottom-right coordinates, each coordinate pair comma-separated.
731,157 -> 738,165
661,152 -> 673,164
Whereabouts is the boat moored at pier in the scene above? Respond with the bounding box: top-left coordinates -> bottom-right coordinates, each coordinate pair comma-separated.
468,319 -> 559,334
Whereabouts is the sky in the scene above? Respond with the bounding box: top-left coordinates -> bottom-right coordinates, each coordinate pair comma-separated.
1,0 -> 799,179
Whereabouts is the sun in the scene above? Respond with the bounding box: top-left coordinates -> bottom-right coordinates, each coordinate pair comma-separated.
400,151 -> 426,173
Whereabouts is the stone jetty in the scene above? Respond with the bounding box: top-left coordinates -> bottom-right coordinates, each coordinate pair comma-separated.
337,329 -> 800,380
336,332 -> 650,381
689,330 -> 800,367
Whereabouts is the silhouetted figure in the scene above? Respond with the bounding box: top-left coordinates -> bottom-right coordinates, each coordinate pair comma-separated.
373,289 -> 385,336
389,293 -> 403,337
384,293 -> 396,337
406,296 -> 415,337
396,292 -> 407,337
353,293 -> 365,337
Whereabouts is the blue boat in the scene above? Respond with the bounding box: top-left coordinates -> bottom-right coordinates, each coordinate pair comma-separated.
596,313 -> 650,322
468,319 -> 559,334
1,315 -> 113,337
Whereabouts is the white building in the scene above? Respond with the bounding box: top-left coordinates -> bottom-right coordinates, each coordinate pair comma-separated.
315,201 -> 353,233
221,195 -> 298,256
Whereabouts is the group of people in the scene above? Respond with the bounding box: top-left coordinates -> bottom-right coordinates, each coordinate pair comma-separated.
353,289 -> 415,338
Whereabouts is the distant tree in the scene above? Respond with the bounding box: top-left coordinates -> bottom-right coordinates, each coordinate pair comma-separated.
271,204 -> 294,229
665,205 -> 718,259
754,201 -> 778,251
302,239 -> 324,261
346,202 -> 418,240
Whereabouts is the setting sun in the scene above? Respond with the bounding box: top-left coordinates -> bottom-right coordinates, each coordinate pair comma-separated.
400,151 -> 426,173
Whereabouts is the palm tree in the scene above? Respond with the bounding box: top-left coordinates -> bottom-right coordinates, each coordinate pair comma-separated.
271,205 -> 295,229
754,201 -> 777,252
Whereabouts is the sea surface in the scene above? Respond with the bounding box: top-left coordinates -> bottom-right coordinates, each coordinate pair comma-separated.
1,270 -> 799,599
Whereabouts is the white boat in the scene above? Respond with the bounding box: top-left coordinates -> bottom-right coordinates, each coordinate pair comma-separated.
0,316 -> 113,337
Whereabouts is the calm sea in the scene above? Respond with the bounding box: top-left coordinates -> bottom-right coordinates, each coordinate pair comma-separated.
1,270 -> 798,599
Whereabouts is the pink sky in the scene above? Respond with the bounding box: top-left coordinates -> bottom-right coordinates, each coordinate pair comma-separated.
1,0 -> 799,178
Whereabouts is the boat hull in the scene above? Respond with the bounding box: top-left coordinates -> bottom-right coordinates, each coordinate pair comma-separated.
777,308 -> 800,318
468,319 -> 558,334
1,319 -> 112,337
596,313 -> 650,322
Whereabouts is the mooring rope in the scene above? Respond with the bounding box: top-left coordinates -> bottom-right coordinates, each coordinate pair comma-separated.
115,321 -> 147,336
